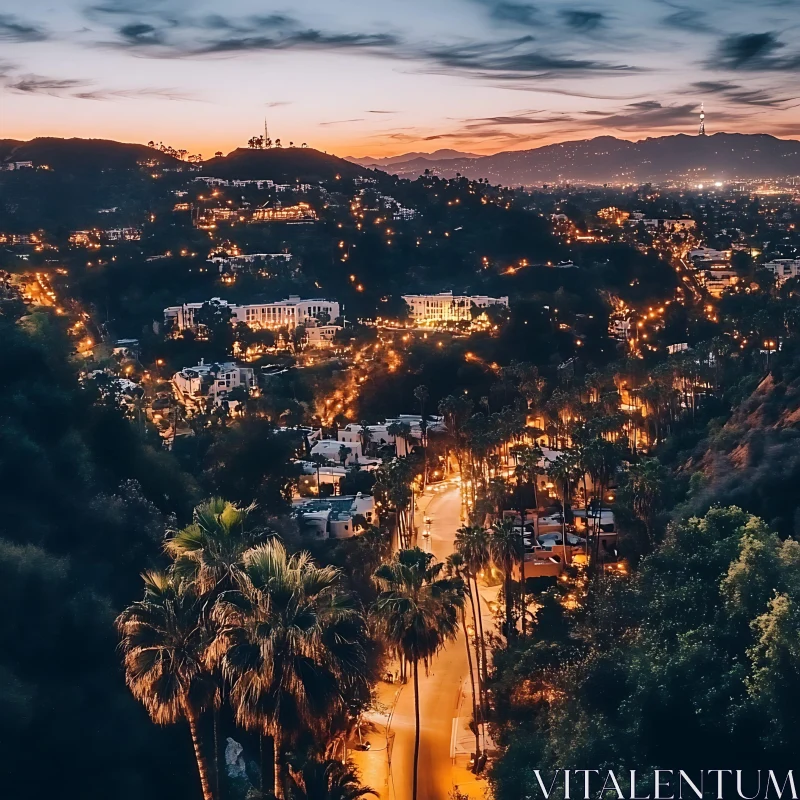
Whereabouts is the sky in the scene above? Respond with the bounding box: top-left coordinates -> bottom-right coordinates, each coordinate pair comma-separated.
3,0 -> 800,158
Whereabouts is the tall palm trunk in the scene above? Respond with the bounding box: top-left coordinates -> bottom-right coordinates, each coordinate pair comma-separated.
472,574 -> 489,690
504,572 -> 514,637
518,532 -> 526,638
274,728 -> 284,800
562,478 -> 569,565
213,708 -> 221,800
460,604 -> 481,761
465,581 -> 486,719
260,734 -> 265,795
186,705 -> 214,800
412,656 -> 421,800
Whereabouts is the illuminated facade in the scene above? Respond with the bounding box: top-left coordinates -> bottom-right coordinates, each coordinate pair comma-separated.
164,296 -> 340,331
251,203 -> 317,222
402,291 -> 509,324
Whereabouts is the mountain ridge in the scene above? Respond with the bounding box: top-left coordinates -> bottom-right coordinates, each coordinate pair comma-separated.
346,148 -> 479,166
6,132 -> 800,186
364,132 -> 800,185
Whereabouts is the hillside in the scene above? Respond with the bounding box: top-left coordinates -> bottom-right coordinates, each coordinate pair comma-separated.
201,147 -> 371,182
680,355 -> 800,536
376,132 -> 800,185
0,137 -> 179,173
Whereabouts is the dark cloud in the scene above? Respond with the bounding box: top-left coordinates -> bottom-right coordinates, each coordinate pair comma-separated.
582,100 -> 699,130
420,37 -> 637,80
100,13 -> 401,56
713,32 -> 800,72
463,112 -> 568,126
119,22 -> 165,46
367,109 -> 395,114
198,13 -> 294,32
7,75 -> 88,95
3,71 -> 194,102
485,2 -> 539,26
466,1 -> 540,27
560,10 -> 605,31
0,14 -> 48,42
655,1 -> 711,33
691,80 -> 797,108
421,129 -> 528,141
73,87 -> 195,101
88,7 -> 634,82
192,30 -> 399,55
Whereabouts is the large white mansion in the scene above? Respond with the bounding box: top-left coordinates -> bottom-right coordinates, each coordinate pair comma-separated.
401,291 -> 509,324
164,296 -> 340,331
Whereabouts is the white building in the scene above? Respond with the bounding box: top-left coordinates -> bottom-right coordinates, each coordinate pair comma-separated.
104,227 -> 142,241
209,253 -> 292,271
293,494 -> 376,540
164,296 -> 340,332
338,416 -> 443,456
304,324 -> 342,348
311,438 -> 363,466
236,297 -> 339,330
764,258 -> 800,283
172,360 -> 255,413
701,268 -> 739,297
689,247 -> 731,263
402,291 -> 509,324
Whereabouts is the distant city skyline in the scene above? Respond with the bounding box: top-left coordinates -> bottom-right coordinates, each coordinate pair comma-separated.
3,0 -> 800,157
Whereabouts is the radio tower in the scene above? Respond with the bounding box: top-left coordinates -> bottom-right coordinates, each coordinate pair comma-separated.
699,103 -> 706,136
264,118 -> 269,147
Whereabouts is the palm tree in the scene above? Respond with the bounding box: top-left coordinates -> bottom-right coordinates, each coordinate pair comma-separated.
371,549 -> 464,800
309,454 -> 329,495
165,497 -> 262,593
580,437 -> 624,570
116,572 -> 218,800
165,497 -> 266,793
620,458 -> 669,547
446,553 -> 481,762
373,457 -> 414,548
547,452 -> 578,564
288,758 -> 376,800
386,421 -> 404,456
358,421 -> 373,456
454,525 -> 490,689
514,443 -> 543,513
489,519 -> 522,639
413,385 -> 430,486
210,540 -> 369,799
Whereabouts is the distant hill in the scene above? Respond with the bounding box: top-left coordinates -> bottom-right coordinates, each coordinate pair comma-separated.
0,137 -> 178,173
201,147 -> 371,183
372,133 -> 800,185
347,148 -> 478,167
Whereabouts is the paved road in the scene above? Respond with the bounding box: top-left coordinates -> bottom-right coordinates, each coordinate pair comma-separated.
387,482 -> 476,800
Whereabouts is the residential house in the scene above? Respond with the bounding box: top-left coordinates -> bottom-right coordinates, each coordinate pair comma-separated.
171,359 -> 255,414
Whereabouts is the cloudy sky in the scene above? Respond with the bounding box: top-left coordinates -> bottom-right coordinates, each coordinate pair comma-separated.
3,0 -> 800,157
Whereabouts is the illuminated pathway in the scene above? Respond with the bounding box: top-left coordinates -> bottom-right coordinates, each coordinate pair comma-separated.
385,482 -> 491,800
